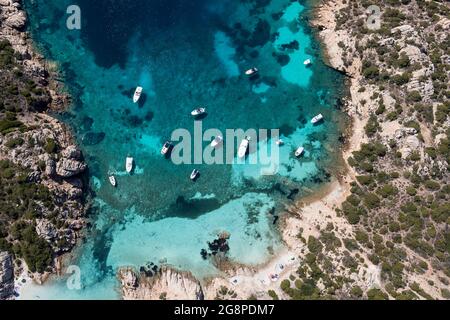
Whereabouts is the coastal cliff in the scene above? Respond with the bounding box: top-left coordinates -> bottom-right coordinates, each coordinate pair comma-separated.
0,0 -> 87,299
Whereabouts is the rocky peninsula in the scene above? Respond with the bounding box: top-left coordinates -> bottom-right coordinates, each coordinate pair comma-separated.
0,0 -> 87,299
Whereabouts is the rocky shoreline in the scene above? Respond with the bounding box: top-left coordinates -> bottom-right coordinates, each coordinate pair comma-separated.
0,0 -> 88,299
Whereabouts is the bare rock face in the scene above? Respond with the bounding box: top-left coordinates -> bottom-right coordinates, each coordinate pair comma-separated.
1,0 -> 27,30
61,145 -> 83,161
36,219 -> 58,241
45,159 -> 56,176
56,145 -> 86,178
0,252 -> 14,300
56,158 -> 87,178
120,268 -> 139,290
119,266 -> 204,300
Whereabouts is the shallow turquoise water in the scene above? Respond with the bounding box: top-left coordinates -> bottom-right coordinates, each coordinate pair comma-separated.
21,0 -> 346,299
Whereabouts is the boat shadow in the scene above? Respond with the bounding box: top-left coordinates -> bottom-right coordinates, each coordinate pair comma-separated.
193,113 -> 208,120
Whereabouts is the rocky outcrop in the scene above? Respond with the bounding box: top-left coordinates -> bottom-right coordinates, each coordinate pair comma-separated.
0,1 -> 88,273
0,252 -> 14,300
1,0 -> 27,30
119,266 -> 204,300
56,157 -> 87,178
36,219 -> 58,241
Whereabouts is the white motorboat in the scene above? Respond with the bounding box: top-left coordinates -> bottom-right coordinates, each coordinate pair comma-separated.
191,107 -> 207,117
211,136 -> 223,148
133,86 -> 143,103
161,141 -> 173,156
275,139 -> 284,146
126,157 -> 134,173
238,136 -> 251,159
295,147 -> 305,157
304,59 -> 312,66
245,67 -> 258,77
311,113 -> 324,124
190,169 -> 200,181
109,175 -> 117,187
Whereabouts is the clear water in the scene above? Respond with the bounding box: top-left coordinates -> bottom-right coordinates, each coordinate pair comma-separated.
20,0 -> 346,299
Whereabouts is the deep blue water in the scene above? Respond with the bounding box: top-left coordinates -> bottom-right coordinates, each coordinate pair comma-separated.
21,0 -> 346,299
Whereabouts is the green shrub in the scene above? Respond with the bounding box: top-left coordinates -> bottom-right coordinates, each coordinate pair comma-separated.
377,184 -> 398,198
0,119 -> 25,134
392,72 -> 411,85
356,175 -> 374,185
404,120 -> 420,133
307,236 -> 323,254
406,186 -> 417,196
407,91 -> 422,102
280,279 -> 291,292
363,62 -> 380,79
44,138 -> 57,154
364,193 -> 381,209
268,290 -> 279,300
365,114 -> 380,137
367,288 -> 389,300
424,180 -> 440,191
5,137 -> 24,149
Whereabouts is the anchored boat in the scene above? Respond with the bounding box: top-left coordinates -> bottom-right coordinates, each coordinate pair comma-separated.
304,59 -> 312,66
190,169 -> 200,181
125,157 -> 134,173
311,114 -> 324,125
191,107 -> 207,117
161,141 -> 173,156
109,175 -> 117,187
211,136 -> 223,148
133,86 -> 143,103
245,67 -> 258,77
295,147 -> 305,157
238,136 -> 251,159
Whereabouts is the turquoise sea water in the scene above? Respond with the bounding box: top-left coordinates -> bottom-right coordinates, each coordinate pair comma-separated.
21,0 -> 346,299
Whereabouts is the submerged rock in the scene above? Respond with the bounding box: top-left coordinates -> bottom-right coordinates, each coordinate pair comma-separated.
82,132 -> 105,146
274,53 -> 290,66
248,19 -> 271,47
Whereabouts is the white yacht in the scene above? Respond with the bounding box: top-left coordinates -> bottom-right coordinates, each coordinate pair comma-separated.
211,136 -> 223,148
245,67 -> 258,77
238,136 -> 251,159
190,169 -> 200,181
109,175 -> 117,187
191,107 -> 207,117
126,157 -> 134,173
133,86 -> 143,103
275,139 -> 284,146
311,114 -> 324,124
304,59 -> 312,66
295,147 -> 305,157
161,141 -> 173,156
